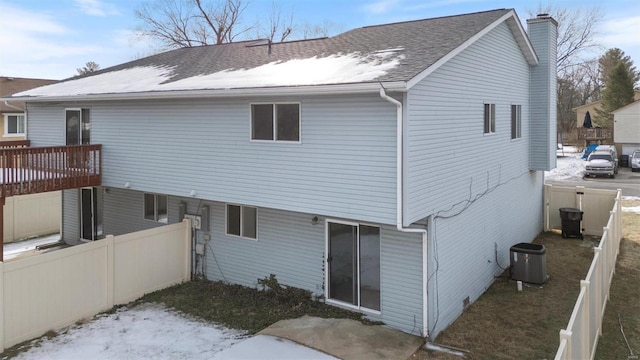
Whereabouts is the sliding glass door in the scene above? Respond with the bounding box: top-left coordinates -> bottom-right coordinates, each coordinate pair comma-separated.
327,221 -> 380,311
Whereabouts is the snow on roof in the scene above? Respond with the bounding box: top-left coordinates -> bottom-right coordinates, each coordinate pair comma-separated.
16,52 -> 403,97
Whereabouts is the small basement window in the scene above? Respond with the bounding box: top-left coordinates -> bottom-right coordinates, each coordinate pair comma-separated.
251,103 -> 300,142
144,193 -> 168,223
226,204 -> 257,239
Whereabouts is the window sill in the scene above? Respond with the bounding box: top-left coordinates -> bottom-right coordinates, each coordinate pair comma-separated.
225,233 -> 258,241
3,134 -> 25,137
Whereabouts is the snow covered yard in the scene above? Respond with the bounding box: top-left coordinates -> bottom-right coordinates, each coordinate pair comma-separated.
6,303 -> 335,360
545,146 -> 585,181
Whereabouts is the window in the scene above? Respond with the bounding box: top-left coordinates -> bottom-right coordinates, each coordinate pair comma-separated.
251,103 -> 300,142
66,108 -> 91,145
144,193 -> 168,223
226,204 -> 257,239
484,104 -> 495,134
511,105 -> 522,139
4,114 -> 25,136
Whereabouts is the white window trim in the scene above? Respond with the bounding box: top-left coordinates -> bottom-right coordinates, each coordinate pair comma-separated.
143,193 -> 169,224
324,218 -> 382,315
225,203 -> 258,240
3,113 -> 26,137
249,102 -> 302,144
483,103 -> 496,135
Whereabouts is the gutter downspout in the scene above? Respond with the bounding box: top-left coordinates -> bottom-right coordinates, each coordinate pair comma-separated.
3,101 -> 23,112
379,86 -> 429,339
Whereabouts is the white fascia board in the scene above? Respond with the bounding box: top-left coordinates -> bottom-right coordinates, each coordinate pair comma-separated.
406,10 -> 538,90
2,81 -> 408,103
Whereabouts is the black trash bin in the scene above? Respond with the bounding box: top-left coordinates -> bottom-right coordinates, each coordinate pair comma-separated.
559,207 -> 583,239
510,243 -> 548,284
620,155 -> 629,168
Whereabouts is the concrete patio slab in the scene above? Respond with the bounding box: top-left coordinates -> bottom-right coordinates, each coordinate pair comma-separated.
259,316 -> 424,360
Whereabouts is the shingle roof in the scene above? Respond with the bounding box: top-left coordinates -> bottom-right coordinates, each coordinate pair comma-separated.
9,9 -> 530,99
0,77 -> 58,111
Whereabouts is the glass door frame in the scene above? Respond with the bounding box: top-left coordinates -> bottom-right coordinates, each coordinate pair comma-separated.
325,218 -> 381,314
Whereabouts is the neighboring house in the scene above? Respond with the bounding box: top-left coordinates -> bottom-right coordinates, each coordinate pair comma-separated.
613,99 -> 640,157
574,90 -> 640,128
4,9 -> 557,339
0,77 -> 57,141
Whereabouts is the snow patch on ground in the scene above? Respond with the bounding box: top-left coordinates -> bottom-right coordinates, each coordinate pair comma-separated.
545,151 -> 585,181
11,304 -> 336,360
3,234 -> 60,260
622,206 -> 640,214
13,303 -> 246,360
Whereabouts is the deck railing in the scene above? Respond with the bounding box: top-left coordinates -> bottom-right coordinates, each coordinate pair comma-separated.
0,140 -> 31,149
0,144 -> 101,197
579,128 -> 612,141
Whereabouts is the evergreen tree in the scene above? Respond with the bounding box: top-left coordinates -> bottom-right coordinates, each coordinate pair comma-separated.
598,48 -> 639,87
595,62 -> 635,126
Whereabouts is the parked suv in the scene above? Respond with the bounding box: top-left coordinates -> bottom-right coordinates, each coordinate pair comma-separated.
585,151 -> 617,178
631,150 -> 640,172
595,145 -> 619,173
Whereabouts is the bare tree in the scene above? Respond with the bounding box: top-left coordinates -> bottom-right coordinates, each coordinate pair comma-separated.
299,19 -> 338,39
76,61 -> 100,75
253,1 -> 294,42
135,0 -> 250,49
532,5 -> 604,143
533,5 -> 604,75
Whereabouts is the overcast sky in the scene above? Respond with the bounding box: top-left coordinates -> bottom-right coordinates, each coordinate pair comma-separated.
0,0 -> 638,80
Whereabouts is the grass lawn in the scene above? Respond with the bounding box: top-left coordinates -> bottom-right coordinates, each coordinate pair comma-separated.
136,274 -> 373,335
412,200 -> 640,360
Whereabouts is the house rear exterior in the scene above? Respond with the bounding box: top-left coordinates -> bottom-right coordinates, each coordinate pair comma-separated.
7,9 -> 557,339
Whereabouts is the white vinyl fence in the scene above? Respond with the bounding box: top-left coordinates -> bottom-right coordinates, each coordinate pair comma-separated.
4,191 -> 61,243
0,220 -> 191,352
545,185 -> 623,360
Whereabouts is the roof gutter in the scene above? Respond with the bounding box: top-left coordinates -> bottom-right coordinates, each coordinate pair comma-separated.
379,85 -> 429,339
2,81 -> 408,103
3,100 -> 23,111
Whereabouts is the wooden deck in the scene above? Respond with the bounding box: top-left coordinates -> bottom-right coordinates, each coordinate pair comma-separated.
0,142 -> 102,197
0,141 -> 101,260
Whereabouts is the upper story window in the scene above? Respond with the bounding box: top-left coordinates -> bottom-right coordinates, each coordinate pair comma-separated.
511,105 -> 522,139
66,108 -> 91,145
144,193 -> 168,223
484,103 -> 495,134
251,103 -> 300,142
4,114 -> 25,136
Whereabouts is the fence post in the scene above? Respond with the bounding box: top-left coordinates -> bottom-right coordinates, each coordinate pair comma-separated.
106,235 -> 115,309
560,329 -> 572,359
580,280 -> 591,358
183,219 -> 192,282
593,248 -> 603,337
544,184 -> 550,231
0,262 -> 4,353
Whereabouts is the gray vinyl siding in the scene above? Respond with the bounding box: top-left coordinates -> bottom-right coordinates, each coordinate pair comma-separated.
405,21 -> 546,338
61,189 -> 79,245
26,103 -> 65,145
102,188 -> 169,236
380,226 -> 423,335
95,188 -> 423,334
405,21 -> 532,224
26,94 -> 397,225
528,18 -> 558,171
427,171 -> 543,337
